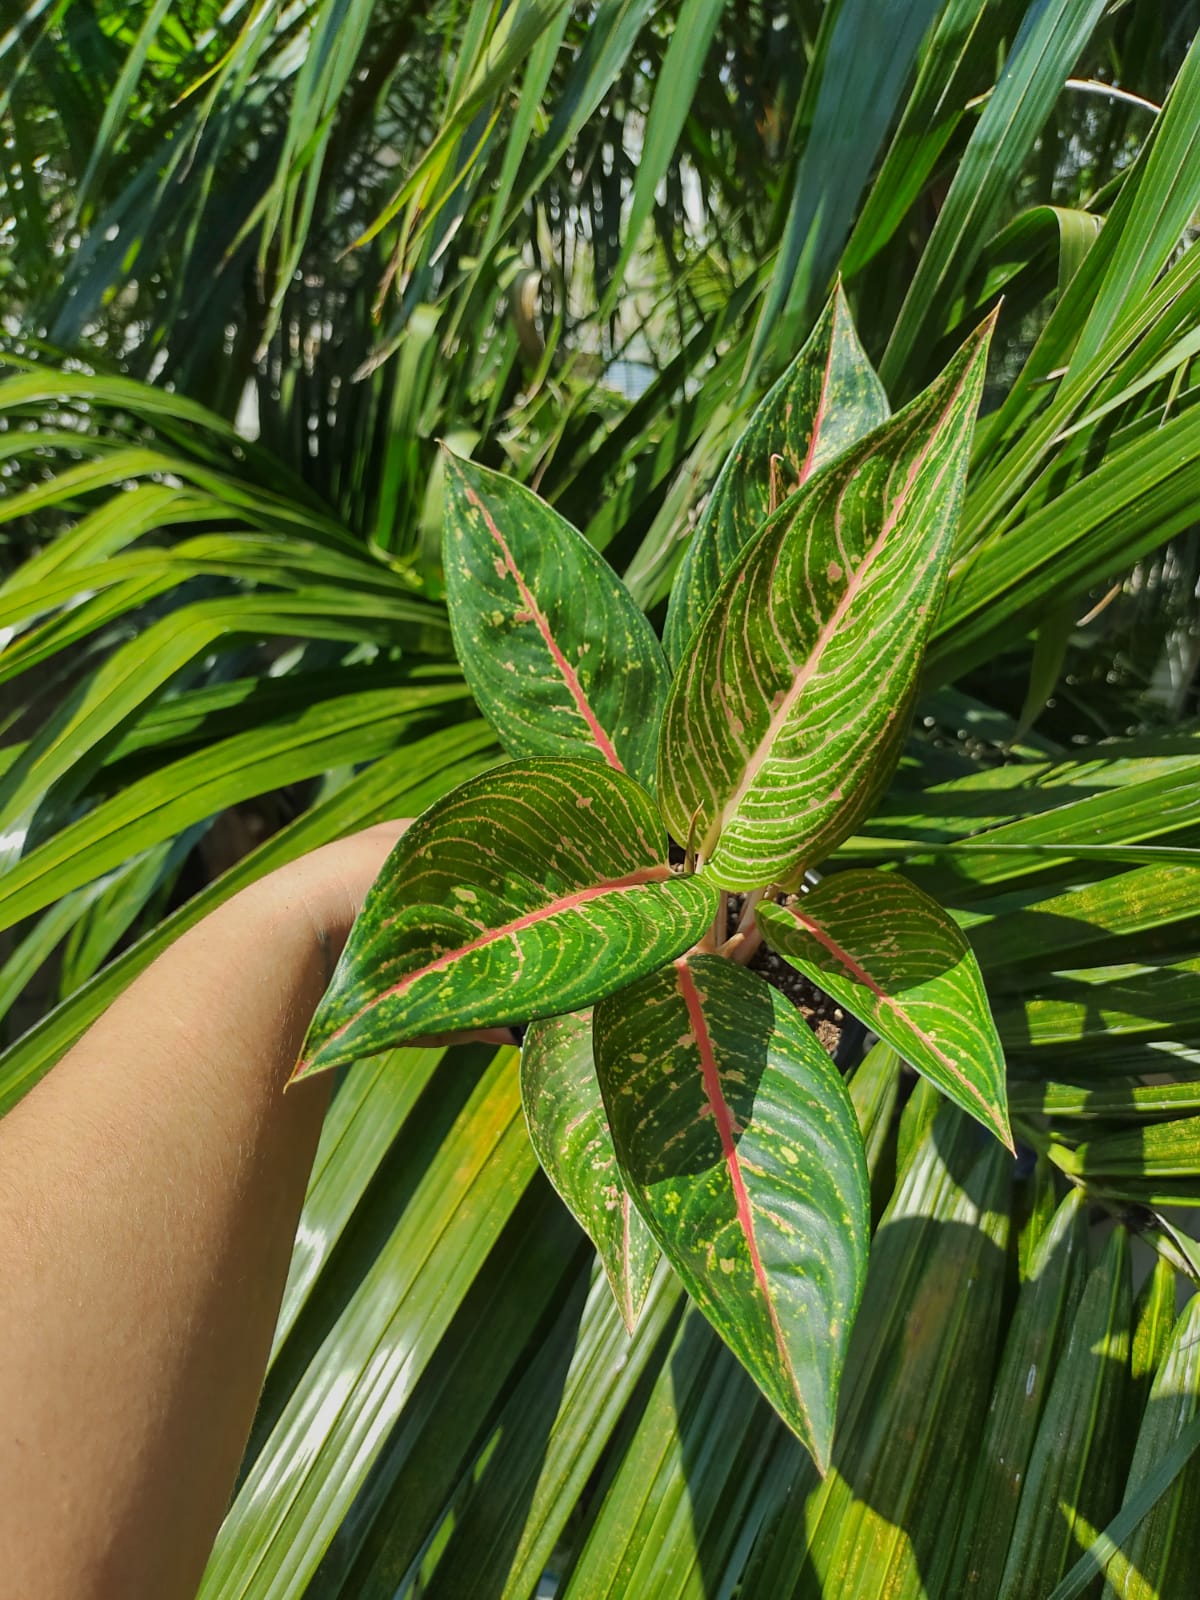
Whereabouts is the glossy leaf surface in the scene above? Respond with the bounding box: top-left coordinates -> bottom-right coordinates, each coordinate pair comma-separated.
297,759 -> 717,1078
442,452 -> 670,791
999,1227 -> 1132,1598
1068,1115 -> 1200,1181
593,955 -> 868,1468
658,317 -> 992,891
197,1046 -> 538,1599
521,1009 -> 659,1331
949,1188 -> 1088,1596
662,284 -> 889,667
1101,1293 -> 1200,1600
412,1261 -> 684,1599
759,869 -> 1012,1148
743,1111 -> 1011,1599
800,1130 -> 1012,1600
0,733 -> 497,1113
559,1310 -> 780,1600
1131,1258 -> 1178,1424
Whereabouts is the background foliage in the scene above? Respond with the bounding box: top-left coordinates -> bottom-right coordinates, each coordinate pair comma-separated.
6,0 -> 1200,1593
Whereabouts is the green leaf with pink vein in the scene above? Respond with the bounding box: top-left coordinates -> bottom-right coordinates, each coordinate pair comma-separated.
522,1008 -> 659,1331
758,869 -> 1012,1149
663,281 -> 889,669
657,313 -> 995,892
593,954 -> 869,1469
295,759 -> 718,1079
442,451 -> 670,792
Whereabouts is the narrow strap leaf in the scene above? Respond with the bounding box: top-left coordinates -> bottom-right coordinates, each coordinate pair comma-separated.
1048,1414 -> 1200,1600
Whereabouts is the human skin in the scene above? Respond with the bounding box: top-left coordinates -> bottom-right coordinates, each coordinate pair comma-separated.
0,823 -> 412,1600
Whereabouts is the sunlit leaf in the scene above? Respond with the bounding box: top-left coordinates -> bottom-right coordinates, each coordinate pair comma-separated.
297,759 -> 717,1078
948,1189 -> 1088,1595
999,1228 -> 1132,1597
1129,1255 -> 1177,1427
442,452 -> 670,791
744,1111 -> 1011,1597
521,1009 -> 659,1331
1100,1293 -> 1200,1599
593,955 -> 868,1468
758,869 -> 1012,1148
663,284 -> 889,667
658,317 -> 993,891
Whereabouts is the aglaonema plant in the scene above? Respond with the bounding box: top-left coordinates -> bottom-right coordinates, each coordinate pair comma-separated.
292,288 -> 1011,1472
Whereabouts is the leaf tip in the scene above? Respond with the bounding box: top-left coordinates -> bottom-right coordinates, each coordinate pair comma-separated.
807,1428 -> 832,1479
975,299 -> 1003,347
288,1030 -> 340,1088
618,1292 -> 640,1338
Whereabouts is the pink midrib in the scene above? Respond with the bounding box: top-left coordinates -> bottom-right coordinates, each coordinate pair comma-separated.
305,866 -> 670,1065
787,902 -> 1008,1142
673,958 -> 812,1429
465,484 -> 624,772
713,371 -> 970,842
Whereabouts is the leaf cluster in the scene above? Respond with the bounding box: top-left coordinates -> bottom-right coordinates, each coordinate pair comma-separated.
5,0 -> 1200,1591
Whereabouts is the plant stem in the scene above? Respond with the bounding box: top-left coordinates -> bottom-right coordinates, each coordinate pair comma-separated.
728,923 -> 764,965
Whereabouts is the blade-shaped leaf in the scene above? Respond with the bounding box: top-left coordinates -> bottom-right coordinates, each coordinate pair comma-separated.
880,0 -> 1109,393
197,1045 -> 539,1600
758,869 -> 1012,1148
948,1188 -> 1088,1596
442,451 -> 670,791
593,955 -> 869,1469
521,1009 -> 659,1332
1068,1115 -> 1200,1182
747,0 -> 944,372
1134,1254 -> 1178,1380
408,1255 -> 684,1600
662,284 -> 889,668
800,1133 -> 1013,1600
742,1108 -> 1010,1598
1100,1293 -> 1200,1600
557,1310 -> 781,1600
999,1227 -> 1132,1597
657,316 -> 993,891
297,759 -> 718,1079
597,0 -> 727,321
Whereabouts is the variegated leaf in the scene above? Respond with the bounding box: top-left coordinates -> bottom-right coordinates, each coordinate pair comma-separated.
442,452 -> 670,792
657,315 -> 994,891
295,760 -> 717,1079
521,1009 -> 659,1332
592,954 -> 869,1468
663,282 -> 889,668
758,869 -> 1012,1149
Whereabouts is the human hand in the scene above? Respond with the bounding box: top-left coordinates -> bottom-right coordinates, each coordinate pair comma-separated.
239,820 -> 412,979
248,822 -> 517,1051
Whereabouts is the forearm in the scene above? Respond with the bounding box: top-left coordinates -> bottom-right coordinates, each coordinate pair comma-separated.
0,870 -> 338,1600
